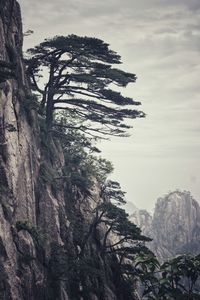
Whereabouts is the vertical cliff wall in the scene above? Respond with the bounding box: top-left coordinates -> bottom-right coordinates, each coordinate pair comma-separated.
0,1 -> 42,298
0,0 -> 40,222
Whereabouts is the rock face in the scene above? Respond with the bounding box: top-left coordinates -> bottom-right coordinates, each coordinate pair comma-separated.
130,191 -> 200,261
0,1 -> 42,299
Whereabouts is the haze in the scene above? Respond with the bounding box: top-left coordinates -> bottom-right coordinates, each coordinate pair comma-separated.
18,0 -> 200,211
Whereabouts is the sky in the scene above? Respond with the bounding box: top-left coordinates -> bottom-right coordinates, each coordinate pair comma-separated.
18,0 -> 200,212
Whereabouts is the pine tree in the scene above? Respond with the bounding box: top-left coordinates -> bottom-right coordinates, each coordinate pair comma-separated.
25,34 -> 145,136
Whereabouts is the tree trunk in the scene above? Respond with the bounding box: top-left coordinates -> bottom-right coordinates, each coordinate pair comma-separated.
46,93 -> 54,131
45,64 -> 56,131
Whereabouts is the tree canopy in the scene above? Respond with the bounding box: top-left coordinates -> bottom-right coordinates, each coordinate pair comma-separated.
25,34 -> 145,136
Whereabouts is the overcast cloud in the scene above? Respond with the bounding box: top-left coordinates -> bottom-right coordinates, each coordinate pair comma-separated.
18,0 -> 200,211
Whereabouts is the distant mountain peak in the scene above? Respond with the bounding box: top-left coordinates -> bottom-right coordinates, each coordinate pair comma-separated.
131,190 -> 200,261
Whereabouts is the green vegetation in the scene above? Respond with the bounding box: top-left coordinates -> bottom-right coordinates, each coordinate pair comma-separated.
133,253 -> 200,299
16,220 -> 46,248
52,117 -> 114,193
39,161 -> 59,184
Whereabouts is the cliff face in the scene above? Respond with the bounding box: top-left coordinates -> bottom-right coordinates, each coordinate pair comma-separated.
0,2 -> 123,299
0,1 -> 42,298
131,191 -> 200,261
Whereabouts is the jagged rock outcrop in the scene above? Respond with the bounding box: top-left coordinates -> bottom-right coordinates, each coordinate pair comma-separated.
130,191 -> 200,261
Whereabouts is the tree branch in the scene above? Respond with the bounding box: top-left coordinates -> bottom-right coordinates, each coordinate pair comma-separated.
30,73 -> 44,94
